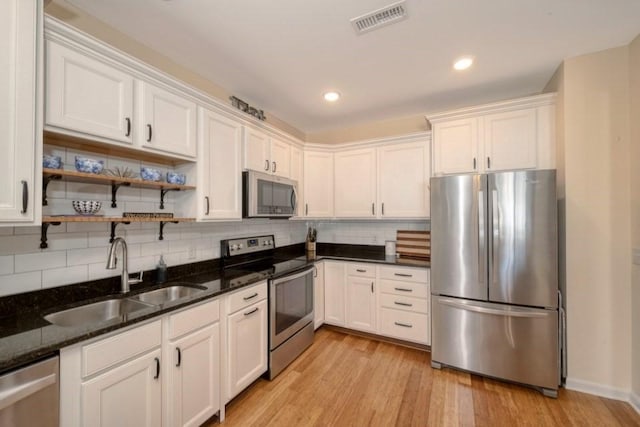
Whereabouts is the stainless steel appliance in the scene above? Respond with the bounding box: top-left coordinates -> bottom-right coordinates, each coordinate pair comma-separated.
221,235 -> 314,380
430,169 -> 560,397
243,170 -> 298,218
0,356 -> 59,426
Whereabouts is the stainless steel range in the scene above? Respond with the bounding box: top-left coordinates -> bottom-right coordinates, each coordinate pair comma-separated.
221,235 -> 314,380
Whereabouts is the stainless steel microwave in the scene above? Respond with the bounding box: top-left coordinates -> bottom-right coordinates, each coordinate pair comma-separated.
243,170 -> 298,218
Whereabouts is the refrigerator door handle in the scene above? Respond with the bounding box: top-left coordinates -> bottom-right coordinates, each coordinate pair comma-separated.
491,189 -> 499,284
478,190 -> 485,282
438,297 -> 549,318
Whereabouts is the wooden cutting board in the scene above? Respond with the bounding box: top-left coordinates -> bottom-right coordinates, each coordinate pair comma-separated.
396,230 -> 430,260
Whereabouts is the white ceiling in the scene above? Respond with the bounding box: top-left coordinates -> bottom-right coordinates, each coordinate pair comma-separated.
66,0 -> 640,134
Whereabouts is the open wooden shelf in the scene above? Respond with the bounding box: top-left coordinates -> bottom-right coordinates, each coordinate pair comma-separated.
43,168 -> 195,191
42,216 -> 194,223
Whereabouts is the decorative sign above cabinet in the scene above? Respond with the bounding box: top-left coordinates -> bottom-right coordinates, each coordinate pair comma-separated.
229,96 -> 266,121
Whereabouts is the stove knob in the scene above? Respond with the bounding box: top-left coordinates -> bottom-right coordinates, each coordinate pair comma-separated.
231,244 -> 238,251
268,240 -> 273,246
238,243 -> 244,249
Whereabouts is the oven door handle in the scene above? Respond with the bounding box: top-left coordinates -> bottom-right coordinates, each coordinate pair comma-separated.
271,266 -> 314,286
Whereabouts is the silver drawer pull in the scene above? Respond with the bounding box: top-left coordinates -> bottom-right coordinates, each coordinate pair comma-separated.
394,273 -> 413,278
394,301 -> 412,307
243,293 -> 258,301
356,269 -> 367,273
394,322 -> 413,328
394,287 -> 412,292
244,307 -> 259,316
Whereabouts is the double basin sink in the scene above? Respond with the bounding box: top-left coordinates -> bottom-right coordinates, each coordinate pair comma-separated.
44,284 -> 207,327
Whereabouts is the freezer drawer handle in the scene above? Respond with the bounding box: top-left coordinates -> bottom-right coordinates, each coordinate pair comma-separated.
394,301 -> 412,307
394,287 -> 412,292
439,298 -> 549,318
394,322 -> 413,328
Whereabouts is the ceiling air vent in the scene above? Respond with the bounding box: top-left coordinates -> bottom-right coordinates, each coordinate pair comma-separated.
350,1 -> 408,35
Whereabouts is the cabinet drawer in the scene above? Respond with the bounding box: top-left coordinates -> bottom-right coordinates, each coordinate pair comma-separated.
228,282 -> 267,314
379,279 -> 429,299
82,320 -> 161,378
380,293 -> 429,314
346,263 -> 375,278
379,308 -> 429,345
168,299 -> 220,340
378,266 -> 429,283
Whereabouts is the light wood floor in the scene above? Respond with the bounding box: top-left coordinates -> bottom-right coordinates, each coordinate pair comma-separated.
214,328 -> 640,426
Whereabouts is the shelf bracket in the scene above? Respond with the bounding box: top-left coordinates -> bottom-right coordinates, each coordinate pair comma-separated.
40,222 -> 61,249
110,221 -> 130,243
42,174 -> 62,206
159,221 -> 179,241
159,188 -> 179,210
111,182 -> 131,208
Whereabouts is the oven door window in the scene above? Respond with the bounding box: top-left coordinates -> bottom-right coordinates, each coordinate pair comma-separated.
256,178 -> 273,215
274,272 -> 313,337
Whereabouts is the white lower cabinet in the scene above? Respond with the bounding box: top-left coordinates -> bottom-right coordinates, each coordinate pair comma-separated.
60,300 -> 221,427
345,264 -> 376,333
314,261 -> 325,329
323,261 -> 346,326
224,282 -> 268,402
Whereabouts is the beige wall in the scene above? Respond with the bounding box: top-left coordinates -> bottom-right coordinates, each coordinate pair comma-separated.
561,46 -> 632,391
629,34 -> 640,399
44,0 -> 306,141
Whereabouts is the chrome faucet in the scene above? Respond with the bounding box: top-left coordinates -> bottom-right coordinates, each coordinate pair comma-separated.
106,237 -> 143,293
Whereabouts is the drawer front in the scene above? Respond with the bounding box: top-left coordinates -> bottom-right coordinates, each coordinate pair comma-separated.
228,282 -> 268,314
379,279 -> 429,299
378,266 -> 429,283
82,320 -> 162,378
168,299 -> 220,340
346,263 -> 375,278
379,308 -> 429,345
380,293 -> 429,314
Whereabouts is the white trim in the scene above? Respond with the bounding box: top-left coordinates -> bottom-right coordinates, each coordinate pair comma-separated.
630,391 -> 640,415
304,131 -> 431,151
565,377 -> 630,402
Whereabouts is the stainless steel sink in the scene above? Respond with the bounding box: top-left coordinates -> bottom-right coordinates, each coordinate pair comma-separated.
130,284 -> 206,306
44,298 -> 154,327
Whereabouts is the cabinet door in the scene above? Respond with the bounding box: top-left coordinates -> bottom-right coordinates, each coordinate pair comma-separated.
270,137 -> 291,177
432,118 -> 479,174
483,109 -> 537,171
227,299 -> 268,401
303,151 -> 334,217
82,349 -> 161,427
323,261 -> 346,326
314,262 -> 325,329
46,41 -> 134,145
290,145 -> 304,217
169,324 -> 220,427
244,127 -> 270,173
139,81 -> 197,158
198,108 -> 242,220
334,148 -> 376,218
346,276 -> 376,333
0,0 -> 39,223
377,140 -> 430,218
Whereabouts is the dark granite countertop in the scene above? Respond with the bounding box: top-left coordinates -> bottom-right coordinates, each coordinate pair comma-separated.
0,243 -> 428,373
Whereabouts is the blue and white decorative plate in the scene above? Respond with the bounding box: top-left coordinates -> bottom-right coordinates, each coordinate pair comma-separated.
75,157 -> 104,174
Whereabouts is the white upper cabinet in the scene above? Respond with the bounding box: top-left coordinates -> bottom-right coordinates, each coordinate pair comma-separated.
303,150 -> 334,217
243,127 -> 292,178
46,41 -> 134,145
334,148 -> 377,218
377,139 -> 431,218
138,81 -> 197,158
429,93 -> 556,175
198,108 -> 242,220
0,0 -> 41,224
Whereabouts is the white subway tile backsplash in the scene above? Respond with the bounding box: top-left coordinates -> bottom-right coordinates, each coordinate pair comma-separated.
88,262 -> 119,281
0,228 -> 13,236
0,256 -> 13,275
46,232 -> 88,251
0,271 -> 41,296
15,251 -> 67,273
67,246 -> 109,266
42,265 -> 88,288
0,234 -> 45,256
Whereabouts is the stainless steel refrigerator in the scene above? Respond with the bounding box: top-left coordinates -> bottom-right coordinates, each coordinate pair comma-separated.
430,169 -> 560,397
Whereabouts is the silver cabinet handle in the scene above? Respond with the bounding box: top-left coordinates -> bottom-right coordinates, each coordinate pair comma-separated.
154,357 -> 160,380
487,157 -> 491,169
382,202 -> 385,215
243,292 -> 258,301
125,117 -> 131,136
371,282 -> 374,293
305,203 -> 308,216
394,287 -> 412,292
20,181 -> 28,214
175,347 -> 182,367
272,161 -> 276,173
394,273 -> 412,278
356,269 -> 367,273
394,322 -> 413,328
244,307 -> 259,316
372,203 -> 375,215
205,196 -> 210,215
473,157 -> 477,170
291,185 -> 298,213
264,160 -> 269,171
394,301 -> 412,307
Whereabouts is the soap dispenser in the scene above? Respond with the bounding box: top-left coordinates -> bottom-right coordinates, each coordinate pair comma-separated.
156,255 -> 167,284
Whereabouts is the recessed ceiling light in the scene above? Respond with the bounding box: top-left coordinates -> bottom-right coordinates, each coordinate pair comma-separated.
323,91 -> 340,102
453,56 -> 474,71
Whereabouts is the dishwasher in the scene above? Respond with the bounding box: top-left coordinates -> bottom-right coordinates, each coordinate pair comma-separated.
0,356 -> 59,427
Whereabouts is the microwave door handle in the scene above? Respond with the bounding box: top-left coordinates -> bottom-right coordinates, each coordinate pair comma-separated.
291,186 -> 298,212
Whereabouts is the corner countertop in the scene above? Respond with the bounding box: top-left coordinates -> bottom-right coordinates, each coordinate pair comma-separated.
0,243 -> 429,373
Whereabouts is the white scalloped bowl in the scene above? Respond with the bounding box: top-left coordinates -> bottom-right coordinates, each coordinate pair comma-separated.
72,200 -> 102,215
